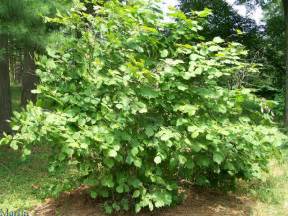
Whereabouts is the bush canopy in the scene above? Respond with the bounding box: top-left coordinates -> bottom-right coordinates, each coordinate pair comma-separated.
1,0 -> 285,214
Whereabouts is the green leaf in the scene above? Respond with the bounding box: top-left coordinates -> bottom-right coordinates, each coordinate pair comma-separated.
134,159 -> 142,167
191,143 -> 205,152
131,178 -> 142,188
183,66 -> 203,80
197,155 -> 210,167
46,47 -> 60,59
160,134 -> 172,141
10,141 -> 18,150
176,118 -> 188,126
224,161 -> 235,171
139,107 -> 148,114
165,59 -> 184,66
208,45 -> 220,52
135,203 -> 142,213
112,203 -> 121,211
178,155 -> 187,165
213,152 -> 224,165
23,148 -> 31,156
139,86 -> 159,99
145,126 -> 154,137
160,49 -> 169,58
90,191 -> 97,199
104,158 -> 115,168
131,147 -> 139,156
104,204 -> 113,214
107,149 -> 117,158
12,125 -> 20,131
116,185 -> 124,193
121,199 -> 129,211
101,175 -> 114,188
189,53 -> 202,61
132,190 -> 141,198
191,131 -> 199,138
154,156 -> 162,164
213,37 -> 224,44
186,160 -> 195,169
174,104 -> 198,116
148,201 -> 154,211
197,8 -> 212,17
154,192 -> 172,208
177,83 -> 188,91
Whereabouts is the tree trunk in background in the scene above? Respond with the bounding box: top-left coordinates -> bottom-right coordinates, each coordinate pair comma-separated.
9,43 -> 22,84
0,35 -> 11,135
15,51 -> 24,83
21,49 -> 37,106
283,0 -> 288,126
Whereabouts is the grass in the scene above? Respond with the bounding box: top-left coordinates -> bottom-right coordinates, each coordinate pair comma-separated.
236,149 -> 288,216
251,152 -> 288,215
0,147 -> 63,211
0,85 -> 63,211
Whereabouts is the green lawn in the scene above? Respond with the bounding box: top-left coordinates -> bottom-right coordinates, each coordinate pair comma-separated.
0,147 -> 63,211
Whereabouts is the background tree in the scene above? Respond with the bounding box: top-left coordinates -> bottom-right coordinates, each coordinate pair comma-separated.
179,0 -> 288,122
233,0 -> 288,124
179,0 -> 260,44
0,34 -> 11,134
0,0 -> 70,134
178,0 -> 266,89
0,0 -> 24,134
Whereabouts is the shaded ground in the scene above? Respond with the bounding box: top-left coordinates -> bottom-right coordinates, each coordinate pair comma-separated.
2,145 -> 288,216
30,186 -> 252,216
0,146 -> 64,211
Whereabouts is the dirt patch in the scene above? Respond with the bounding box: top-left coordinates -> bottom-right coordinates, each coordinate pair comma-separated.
31,186 -> 253,216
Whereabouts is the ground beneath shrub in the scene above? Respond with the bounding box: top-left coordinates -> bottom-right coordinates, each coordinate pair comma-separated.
3,146 -> 288,215
31,186 -> 253,216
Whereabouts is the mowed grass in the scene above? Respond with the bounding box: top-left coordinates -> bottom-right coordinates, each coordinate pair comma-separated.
0,147 -> 63,211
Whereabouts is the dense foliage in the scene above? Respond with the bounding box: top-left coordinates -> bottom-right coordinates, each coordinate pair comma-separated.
1,0 -> 286,214
178,0 -> 284,117
0,0 -> 70,48
179,0 -> 260,43
0,0 -> 72,135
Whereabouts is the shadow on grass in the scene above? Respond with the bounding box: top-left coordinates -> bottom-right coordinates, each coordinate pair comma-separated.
0,146 -> 62,211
